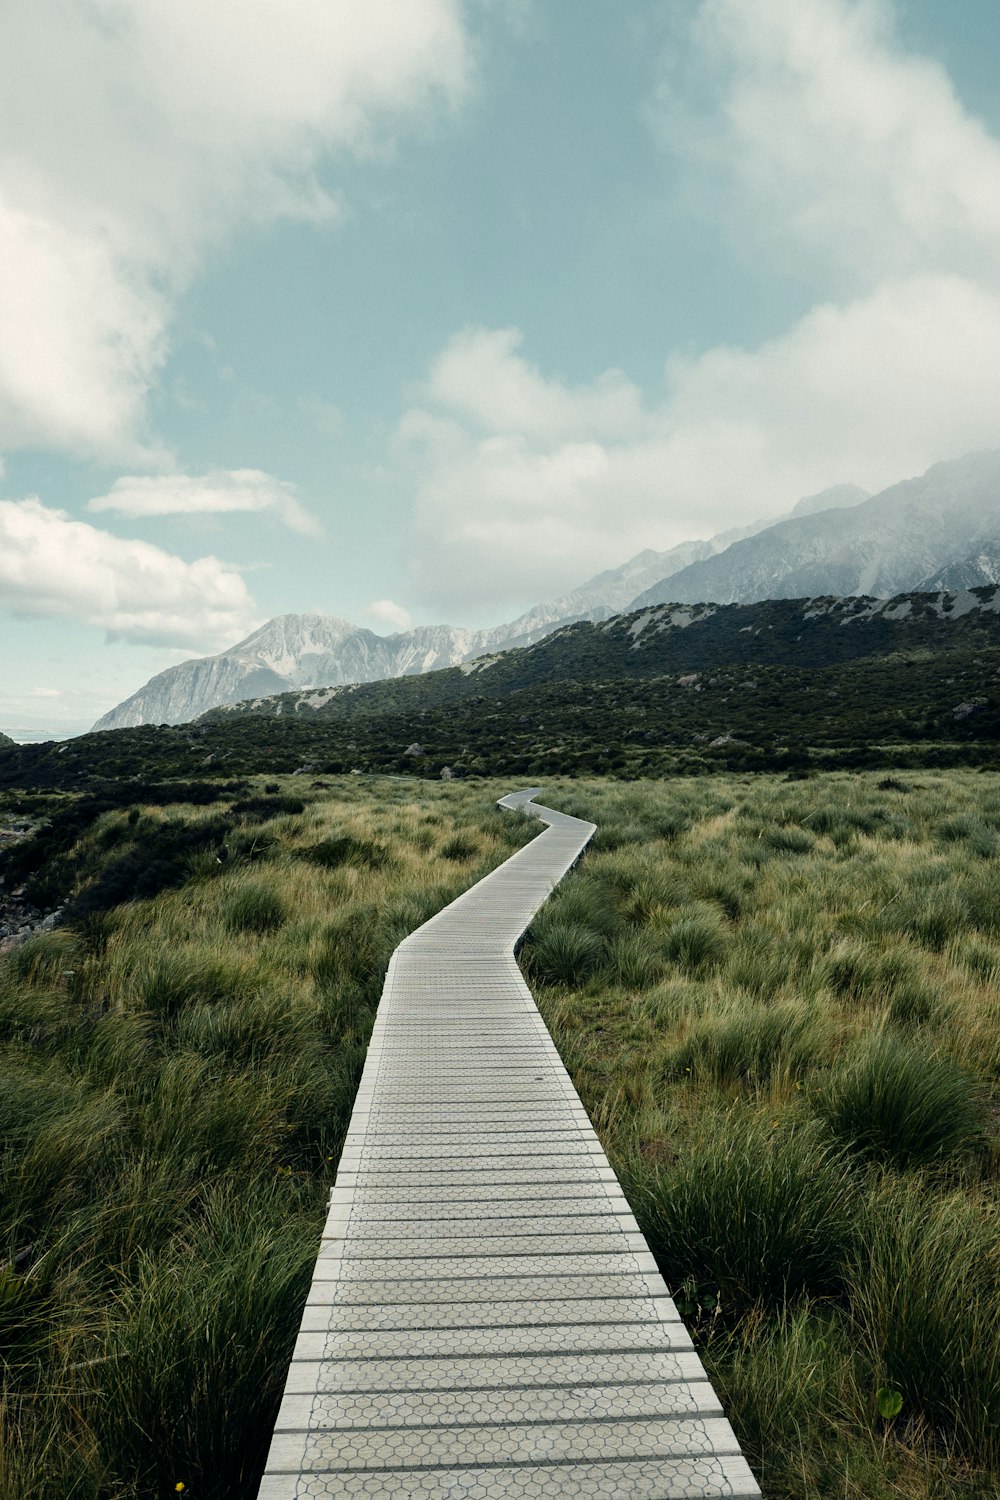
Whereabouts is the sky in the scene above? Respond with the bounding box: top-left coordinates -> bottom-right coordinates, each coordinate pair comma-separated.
2,0 -> 1000,740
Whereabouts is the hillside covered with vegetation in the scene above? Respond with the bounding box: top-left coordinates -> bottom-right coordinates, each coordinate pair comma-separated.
2,591 -> 1000,790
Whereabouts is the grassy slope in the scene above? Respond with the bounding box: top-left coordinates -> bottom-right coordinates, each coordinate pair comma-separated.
4,766 -> 1000,1498
0,776 -> 536,1499
519,770 -> 1000,1499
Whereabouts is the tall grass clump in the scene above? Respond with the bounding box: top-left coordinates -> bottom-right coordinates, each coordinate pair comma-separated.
667,1001 -> 822,1089
525,918 -> 604,988
662,908 -> 727,976
626,1115 -> 859,1313
815,1030 -> 986,1169
222,882 -> 288,934
855,1180 -> 1000,1465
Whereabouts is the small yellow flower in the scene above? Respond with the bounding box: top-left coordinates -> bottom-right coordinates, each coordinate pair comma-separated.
175,1486 -> 185,1494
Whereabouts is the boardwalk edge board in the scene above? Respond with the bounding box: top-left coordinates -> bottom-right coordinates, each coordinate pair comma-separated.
258,788 -> 761,1499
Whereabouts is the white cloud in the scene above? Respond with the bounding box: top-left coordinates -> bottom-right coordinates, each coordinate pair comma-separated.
87,469 -> 321,536
364,599 -> 414,632
0,498 -> 257,648
664,0 -> 1000,289
0,194 -> 168,461
400,0 -> 1000,614
428,327 -> 645,442
0,0 -> 470,459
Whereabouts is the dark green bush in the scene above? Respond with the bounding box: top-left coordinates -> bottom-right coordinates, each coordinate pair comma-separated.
303,834 -> 391,870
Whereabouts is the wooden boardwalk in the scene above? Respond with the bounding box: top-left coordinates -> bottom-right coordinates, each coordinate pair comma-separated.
259,790 -> 760,1498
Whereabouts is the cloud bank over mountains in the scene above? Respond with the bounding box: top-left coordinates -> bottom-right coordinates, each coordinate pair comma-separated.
0,498 -> 256,648
402,0 -> 1000,612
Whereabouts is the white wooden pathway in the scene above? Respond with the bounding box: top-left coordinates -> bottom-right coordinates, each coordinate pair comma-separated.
259,790 -> 760,1498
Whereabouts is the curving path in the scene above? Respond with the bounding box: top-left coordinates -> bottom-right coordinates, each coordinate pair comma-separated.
259,790 -> 760,1498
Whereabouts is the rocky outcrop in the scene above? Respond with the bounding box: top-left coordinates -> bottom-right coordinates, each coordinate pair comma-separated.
0,821 -> 62,952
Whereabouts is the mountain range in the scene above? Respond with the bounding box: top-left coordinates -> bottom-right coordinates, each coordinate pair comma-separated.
90,519 -> 770,730
9,581 -> 995,792
93,450 -> 1000,731
630,452 -> 1000,609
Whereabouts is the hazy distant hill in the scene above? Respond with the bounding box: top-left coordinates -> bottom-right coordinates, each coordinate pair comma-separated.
91,523 -> 765,730
630,452 -> 1000,610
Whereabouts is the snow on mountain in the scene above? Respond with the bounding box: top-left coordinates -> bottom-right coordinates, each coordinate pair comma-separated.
92,615 -> 478,730
92,453 -> 1000,732
473,540 -> 721,651
629,452 -> 1000,611
92,528 -> 762,730
915,543 -> 1000,592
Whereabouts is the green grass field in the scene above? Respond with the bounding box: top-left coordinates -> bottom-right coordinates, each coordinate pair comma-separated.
2,767 -> 998,1498
521,770 -> 1000,1499
0,776 -> 535,1498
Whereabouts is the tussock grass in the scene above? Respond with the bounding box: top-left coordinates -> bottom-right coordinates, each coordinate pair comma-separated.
523,768 -> 1000,1499
815,1029 -> 986,1169
856,1180 -> 1000,1466
525,918 -> 605,988
626,1116 -> 859,1313
666,1000 -> 823,1089
0,773 -> 537,1498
